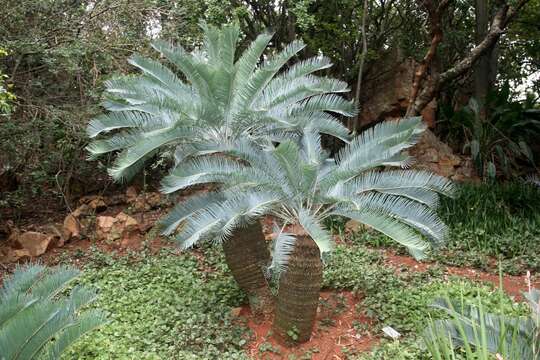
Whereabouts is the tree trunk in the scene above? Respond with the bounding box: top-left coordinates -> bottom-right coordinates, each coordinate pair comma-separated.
222,221 -> 274,317
273,234 -> 323,345
353,0 -> 370,133
409,0 -> 531,115
474,0 -> 491,119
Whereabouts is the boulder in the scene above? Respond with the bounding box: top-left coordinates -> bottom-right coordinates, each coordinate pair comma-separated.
63,214 -> 81,240
0,247 -> 31,263
96,216 -> 118,241
95,212 -> 141,247
116,212 -> 139,230
73,203 -> 92,217
11,231 -> 55,257
410,130 -> 476,181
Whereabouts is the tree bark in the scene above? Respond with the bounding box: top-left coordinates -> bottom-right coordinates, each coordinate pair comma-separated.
474,0 -> 491,118
405,0 -> 451,117
222,221 -> 274,317
273,234 -> 323,345
409,0 -> 532,116
353,0 -> 370,132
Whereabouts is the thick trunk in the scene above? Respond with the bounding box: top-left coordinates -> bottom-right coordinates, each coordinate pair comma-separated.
273,234 -> 323,345
222,221 -> 273,317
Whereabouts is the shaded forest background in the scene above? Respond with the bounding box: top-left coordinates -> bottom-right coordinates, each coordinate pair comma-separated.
1,0 -> 539,222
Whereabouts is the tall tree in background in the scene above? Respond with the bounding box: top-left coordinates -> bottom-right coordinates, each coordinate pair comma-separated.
474,0 -> 499,118
407,0 -> 533,116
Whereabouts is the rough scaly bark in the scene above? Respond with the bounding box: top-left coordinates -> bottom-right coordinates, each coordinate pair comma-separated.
222,221 -> 274,317
273,234 -> 323,345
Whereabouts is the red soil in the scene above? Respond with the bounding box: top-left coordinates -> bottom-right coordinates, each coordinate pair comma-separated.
242,291 -> 379,360
384,252 -> 540,300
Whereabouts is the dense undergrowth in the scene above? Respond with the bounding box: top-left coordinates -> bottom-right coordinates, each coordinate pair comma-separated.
63,241 -> 529,358
356,182 -> 540,275
54,182 -> 538,358
65,247 -> 249,360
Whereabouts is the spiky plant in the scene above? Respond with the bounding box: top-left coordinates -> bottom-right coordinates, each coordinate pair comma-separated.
86,23 -> 355,315
158,116 -> 455,343
0,264 -> 107,360
423,287 -> 540,360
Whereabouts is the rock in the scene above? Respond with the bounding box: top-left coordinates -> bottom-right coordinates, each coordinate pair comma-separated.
423,148 -> 439,163
145,192 -> 162,208
116,212 -> 139,230
360,58 -> 417,125
126,186 -> 138,200
0,247 -> 31,263
78,194 -> 100,205
95,213 -> 141,247
131,192 -> 163,211
63,214 -> 81,240
73,204 -> 92,217
12,231 -> 55,257
88,198 -> 107,212
230,307 -> 243,317
420,99 -> 437,129
410,130 -> 475,180
96,216 -> 117,241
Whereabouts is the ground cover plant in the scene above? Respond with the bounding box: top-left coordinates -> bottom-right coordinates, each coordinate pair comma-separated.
352,181 -> 540,275
48,234 -> 533,359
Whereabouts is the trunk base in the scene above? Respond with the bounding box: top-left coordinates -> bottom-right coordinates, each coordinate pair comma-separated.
273,235 -> 323,345
222,221 -> 274,317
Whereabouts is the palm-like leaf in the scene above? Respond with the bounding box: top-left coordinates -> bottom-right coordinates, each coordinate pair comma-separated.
87,23 -> 353,181
423,289 -> 540,360
0,264 -> 107,360
161,118 -> 455,273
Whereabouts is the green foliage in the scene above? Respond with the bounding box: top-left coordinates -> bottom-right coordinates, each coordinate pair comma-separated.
0,264 -> 107,360
347,182 -> 540,274
324,241 -> 527,335
0,0 -> 216,213
437,182 -> 540,274
439,85 -> 540,180
423,287 -> 540,359
321,241 -> 530,360
0,48 -> 15,116
65,248 -> 249,359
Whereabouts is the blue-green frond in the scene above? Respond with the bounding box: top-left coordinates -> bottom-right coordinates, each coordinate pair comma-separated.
297,208 -> 333,255
331,206 -> 430,259
160,192 -> 227,235
160,156 -> 247,194
267,227 -> 297,277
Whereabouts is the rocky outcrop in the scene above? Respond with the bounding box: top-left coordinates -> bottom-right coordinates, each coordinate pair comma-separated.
410,130 -> 476,181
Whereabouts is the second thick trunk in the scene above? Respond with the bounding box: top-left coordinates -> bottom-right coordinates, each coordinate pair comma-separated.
222,221 -> 273,317
273,234 -> 323,345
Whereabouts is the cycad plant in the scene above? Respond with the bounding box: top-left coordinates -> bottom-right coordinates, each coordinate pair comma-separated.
159,116 -> 455,343
423,286 -> 540,359
0,264 -> 107,360
86,23 -> 355,315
